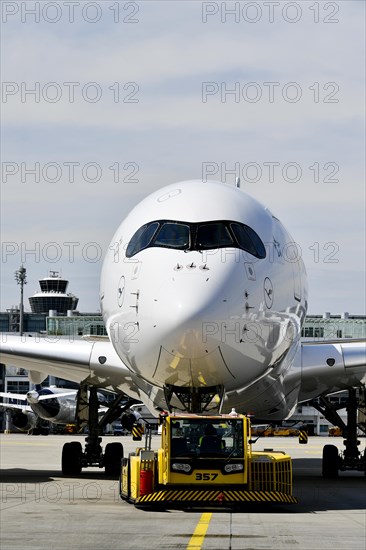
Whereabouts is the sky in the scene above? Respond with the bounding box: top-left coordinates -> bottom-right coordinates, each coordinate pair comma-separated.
1,0 -> 365,315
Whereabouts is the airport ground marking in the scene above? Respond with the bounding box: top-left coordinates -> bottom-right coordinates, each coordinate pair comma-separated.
186,512 -> 212,550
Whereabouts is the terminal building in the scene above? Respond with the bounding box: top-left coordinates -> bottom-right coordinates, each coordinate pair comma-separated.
301,312 -> 366,340
0,271 -> 80,334
0,308 -> 46,334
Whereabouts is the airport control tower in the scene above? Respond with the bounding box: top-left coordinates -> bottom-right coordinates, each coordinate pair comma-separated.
28,271 -> 79,315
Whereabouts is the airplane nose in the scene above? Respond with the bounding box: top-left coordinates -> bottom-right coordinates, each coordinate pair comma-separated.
133,266 -> 243,389
151,273 -> 230,328
118,254 -> 265,390
142,260 -> 241,355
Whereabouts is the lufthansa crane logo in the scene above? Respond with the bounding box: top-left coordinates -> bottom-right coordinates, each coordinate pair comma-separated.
264,277 -> 274,309
117,275 -> 125,307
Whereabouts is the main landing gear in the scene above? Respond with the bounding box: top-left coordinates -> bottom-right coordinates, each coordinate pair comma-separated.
311,387 -> 366,478
61,384 -> 138,477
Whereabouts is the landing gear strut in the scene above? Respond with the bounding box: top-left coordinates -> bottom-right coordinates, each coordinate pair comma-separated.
311,387 -> 366,477
61,384 -> 139,477
164,383 -> 225,413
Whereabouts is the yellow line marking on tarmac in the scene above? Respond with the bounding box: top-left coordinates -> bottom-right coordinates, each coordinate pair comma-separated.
187,512 -> 212,550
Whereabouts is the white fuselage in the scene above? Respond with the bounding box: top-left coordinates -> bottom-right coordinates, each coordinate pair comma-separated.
101,180 -> 308,418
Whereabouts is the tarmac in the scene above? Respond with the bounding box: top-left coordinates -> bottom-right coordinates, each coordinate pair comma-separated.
0,434 -> 365,550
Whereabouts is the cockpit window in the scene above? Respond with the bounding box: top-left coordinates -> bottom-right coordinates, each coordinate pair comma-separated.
196,222 -> 234,249
154,222 -> 190,249
125,221 -> 159,258
230,223 -> 266,259
126,220 -> 266,259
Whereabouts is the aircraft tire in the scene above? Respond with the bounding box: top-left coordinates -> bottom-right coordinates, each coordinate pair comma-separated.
62,441 -> 82,476
104,442 -> 124,477
322,444 -> 339,478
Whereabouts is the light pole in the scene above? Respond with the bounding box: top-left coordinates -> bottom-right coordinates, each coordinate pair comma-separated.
15,265 -> 27,336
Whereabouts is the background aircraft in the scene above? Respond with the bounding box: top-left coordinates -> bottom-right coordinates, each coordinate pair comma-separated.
0,386 -> 100,433
0,386 -> 143,435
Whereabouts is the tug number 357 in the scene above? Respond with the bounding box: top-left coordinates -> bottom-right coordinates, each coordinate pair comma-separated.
195,473 -> 218,481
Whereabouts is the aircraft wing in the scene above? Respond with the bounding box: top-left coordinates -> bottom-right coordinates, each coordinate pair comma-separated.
0,391 -> 28,401
286,339 -> 366,403
0,335 -> 142,401
1,335 -> 365,412
0,391 -> 30,412
0,396 -> 32,413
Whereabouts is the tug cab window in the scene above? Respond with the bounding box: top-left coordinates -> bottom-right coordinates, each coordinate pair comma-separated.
126,220 -> 266,259
170,418 -> 244,458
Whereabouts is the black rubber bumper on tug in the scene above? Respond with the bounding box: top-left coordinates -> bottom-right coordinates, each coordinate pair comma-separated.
135,488 -> 297,506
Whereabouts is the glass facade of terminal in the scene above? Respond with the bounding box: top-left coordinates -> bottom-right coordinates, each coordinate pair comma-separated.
301,315 -> 366,340
46,315 -> 107,337
0,312 -> 46,333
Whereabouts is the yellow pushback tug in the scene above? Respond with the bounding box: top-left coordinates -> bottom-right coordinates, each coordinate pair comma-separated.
119,410 -> 297,508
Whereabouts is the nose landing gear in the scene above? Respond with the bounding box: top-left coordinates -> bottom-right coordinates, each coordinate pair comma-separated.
164,383 -> 225,413
61,384 -> 138,477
